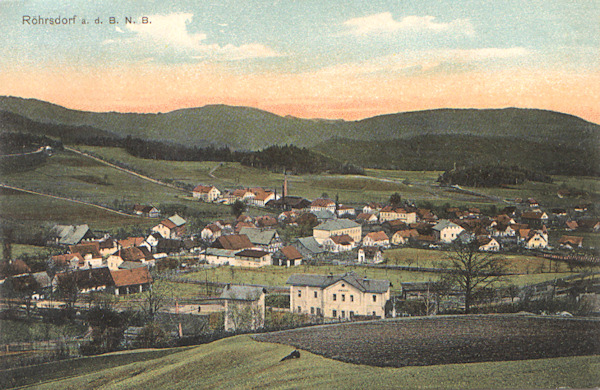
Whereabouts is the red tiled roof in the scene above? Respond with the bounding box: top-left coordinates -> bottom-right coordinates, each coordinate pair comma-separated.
159,219 -> 177,229
69,242 -> 101,258
119,237 -> 145,248
311,198 -> 335,207
193,185 -> 214,193
558,236 -> 583,246
52,253 -> 83,266
111,267 -> 152,287
280,245 -> 303,261
365,231 -> 389,241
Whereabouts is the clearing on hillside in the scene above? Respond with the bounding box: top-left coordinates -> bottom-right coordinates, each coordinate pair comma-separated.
254,314 -> 600,367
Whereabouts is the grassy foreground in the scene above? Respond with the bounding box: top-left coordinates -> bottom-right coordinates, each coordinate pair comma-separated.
7,335 -> 599,389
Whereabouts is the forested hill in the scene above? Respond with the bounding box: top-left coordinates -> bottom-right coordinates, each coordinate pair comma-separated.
0,96 -> 598,151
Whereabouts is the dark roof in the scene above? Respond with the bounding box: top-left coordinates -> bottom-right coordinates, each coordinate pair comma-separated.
235,249 -> 270,258
214,234 -> 254,250
287,271 -> 389,293
69,242 -> 101,258
117,246 -> 154,262
0,259 -> 31,277
56,267 -> 114,290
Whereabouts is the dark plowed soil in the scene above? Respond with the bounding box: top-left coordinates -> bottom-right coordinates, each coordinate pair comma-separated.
254,315 -> 600,367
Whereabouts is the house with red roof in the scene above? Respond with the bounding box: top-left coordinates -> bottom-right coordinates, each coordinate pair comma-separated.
151,214 -> 187,239
363,231 -> 390,248
193,185 -> 221,202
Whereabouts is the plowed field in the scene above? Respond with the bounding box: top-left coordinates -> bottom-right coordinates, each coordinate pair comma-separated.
254,315 -> 600,367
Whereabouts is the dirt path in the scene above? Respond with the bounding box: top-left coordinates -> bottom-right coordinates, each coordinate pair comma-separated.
0,183 -> 140,218
64,146 -> 189,193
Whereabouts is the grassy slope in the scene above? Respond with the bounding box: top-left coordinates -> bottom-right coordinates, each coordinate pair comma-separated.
0,189 -> 153,230
12,335 -> 599,390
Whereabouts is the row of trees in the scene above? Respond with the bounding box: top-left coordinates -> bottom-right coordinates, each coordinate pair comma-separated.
438,165 -> 553,187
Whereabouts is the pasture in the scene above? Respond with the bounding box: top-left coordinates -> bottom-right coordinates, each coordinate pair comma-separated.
3,331 -> 598,389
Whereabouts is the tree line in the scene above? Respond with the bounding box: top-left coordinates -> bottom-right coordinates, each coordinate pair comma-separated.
437,165 -> 553,187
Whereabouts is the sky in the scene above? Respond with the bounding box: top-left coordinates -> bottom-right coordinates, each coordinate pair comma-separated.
1,0 -> 599,123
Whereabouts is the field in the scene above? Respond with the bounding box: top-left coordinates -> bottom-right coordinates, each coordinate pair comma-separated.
0,187 -> 154,231
3,332 -> 599,389
255,315 -> 600,367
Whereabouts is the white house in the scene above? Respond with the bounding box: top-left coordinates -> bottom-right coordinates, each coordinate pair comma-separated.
432,220 -> 465,243
287,272 -> 391,319
193,185 -> 221,202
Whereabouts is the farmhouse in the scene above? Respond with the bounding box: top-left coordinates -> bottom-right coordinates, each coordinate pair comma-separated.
202,248 -> 272,267
323,234 -> 356,252
273,245 -> 303,267
390,229 -> 419,246
111,267 -> 153,296
151,214 -> 187,239
378,207 -> 417,224
249,188 -> 276,207
356,212 -> 378,224
287,272 -> 391,319
201,223 -> 222,242
293,237 -> 327,259
239,227 -> 282,252
558,235 -> 584,249
193,185 -> 221,202
310,198 -> 336,213
213,234 -> 254,251
53,224 -> 95,246
363,231 -> 390,248
133,204 -> 160,218
220,285 -> 266,332
107,246 -> 155,270
477,237 -> 500,252
432,220 -> 464,243
336,205 -> 356,217
523,230 -> 549,249
313,219 -> 361,245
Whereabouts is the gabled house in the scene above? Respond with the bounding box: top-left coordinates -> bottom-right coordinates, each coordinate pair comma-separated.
232,189 -> 255,202
521,229 -> 549,249
249,188 -> 276,207
287,271 -> 391,319
336,205 -> 356,217
220,285 -> 266,332
432,220 -> 465,243
107,246 -> 155,270
238,227 -> 282,253
313,219 -> 361,245
266,196 -> 311,211
293,237 -> 327,260
69,242 -> 103,269
51,253 -> 84,270
255,215 -> 278,228
565,220 -> 579,231
133,204 -> 160,218
379,207 -> 417,224
193,185 -> 221,202
477,237 -> 500,252
273,246 -> 303,267
111,267 -> 153,295
118,237 -> 145,249
324,234 -> 356,252
356,212 -> 378,224
53,224 -> 95,246
558,235 -> 584,249
232,249 -> 272,267
201,223 -> 222,242
151,214 -> 187,239
390,229 -> 419,246
97,238 -> 118,256
362,231 -> 390,248
310,198 -> 336,213
362,203 -> 382,214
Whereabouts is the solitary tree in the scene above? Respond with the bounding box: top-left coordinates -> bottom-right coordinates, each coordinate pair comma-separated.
445,240 -> 508,314
389,192 -> 402,207
231,200 -> 247,218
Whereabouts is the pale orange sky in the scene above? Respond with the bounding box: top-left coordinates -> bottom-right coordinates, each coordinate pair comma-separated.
2,64 -> 599,124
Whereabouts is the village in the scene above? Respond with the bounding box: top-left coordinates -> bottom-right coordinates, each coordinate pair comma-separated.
2,172 -> 599,353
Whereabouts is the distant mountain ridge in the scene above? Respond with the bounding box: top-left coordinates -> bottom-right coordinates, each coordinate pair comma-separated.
1,96 -> 598,151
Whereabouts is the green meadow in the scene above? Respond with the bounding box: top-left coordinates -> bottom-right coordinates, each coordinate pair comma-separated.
4,335 -> 598,390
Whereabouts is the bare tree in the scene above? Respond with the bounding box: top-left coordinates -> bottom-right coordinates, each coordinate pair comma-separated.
445,240 -> 508,314
138,274 -> 173,321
